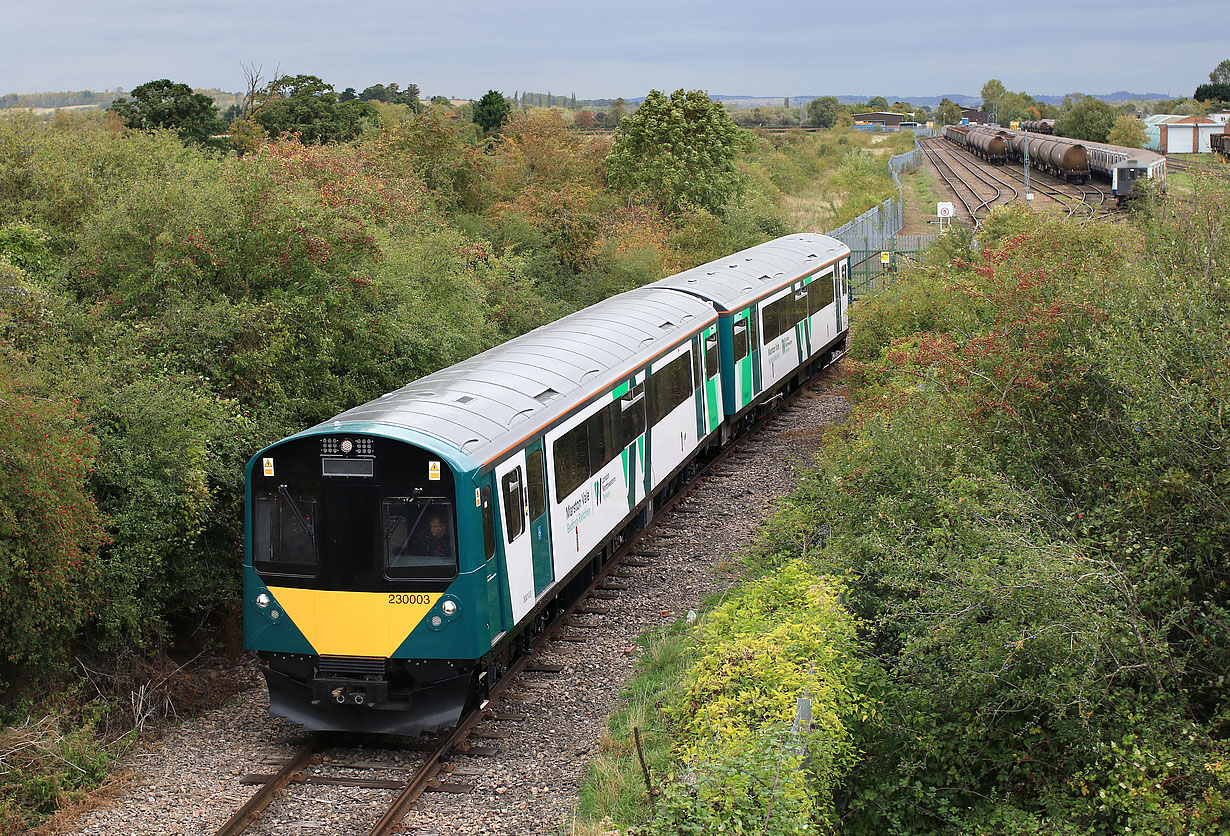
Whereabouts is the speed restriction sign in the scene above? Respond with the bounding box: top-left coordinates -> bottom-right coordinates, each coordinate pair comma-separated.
937,202 -> 956,218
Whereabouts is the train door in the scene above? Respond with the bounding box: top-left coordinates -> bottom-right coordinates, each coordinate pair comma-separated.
494,454 -> 535,623
524,440 -> 554,597
730,306 -> 763,410
701,326 -> 722,433
837,261 -> 849,332
794,282 -> 810,363
478,481 -> 504,642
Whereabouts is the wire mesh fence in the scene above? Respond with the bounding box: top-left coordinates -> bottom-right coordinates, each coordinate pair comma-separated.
829,136 -> 941,297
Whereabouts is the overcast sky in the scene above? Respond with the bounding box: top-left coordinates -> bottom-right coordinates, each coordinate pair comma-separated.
3,0 -> 1227,101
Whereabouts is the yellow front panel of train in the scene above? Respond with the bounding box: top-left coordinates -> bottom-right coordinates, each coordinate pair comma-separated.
268,587 -> 442,657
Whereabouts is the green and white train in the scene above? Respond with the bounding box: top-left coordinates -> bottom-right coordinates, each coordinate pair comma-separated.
244,233 -> 851,734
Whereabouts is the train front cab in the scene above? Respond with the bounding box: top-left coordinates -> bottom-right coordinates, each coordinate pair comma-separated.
243,429 -> 497,735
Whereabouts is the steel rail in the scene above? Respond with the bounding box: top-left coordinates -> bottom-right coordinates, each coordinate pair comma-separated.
213,735 -> 323,836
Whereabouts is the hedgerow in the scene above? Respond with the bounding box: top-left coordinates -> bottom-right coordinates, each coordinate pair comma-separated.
761,194 -> 1230,834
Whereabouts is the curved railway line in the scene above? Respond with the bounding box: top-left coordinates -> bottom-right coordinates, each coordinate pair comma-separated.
919,137 -> 1014,224
211,355 -> 845,836
922,136 -> 1111,222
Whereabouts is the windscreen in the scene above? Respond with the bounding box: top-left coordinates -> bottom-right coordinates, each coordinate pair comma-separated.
249,435 -> 459,591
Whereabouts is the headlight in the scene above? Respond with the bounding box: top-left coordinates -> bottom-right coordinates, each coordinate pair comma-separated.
256,592 -> 271,609
442,600 -> 458,616
340,439 -> 354,454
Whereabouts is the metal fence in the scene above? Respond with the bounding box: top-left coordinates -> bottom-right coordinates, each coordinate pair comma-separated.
829,136 -> 940,297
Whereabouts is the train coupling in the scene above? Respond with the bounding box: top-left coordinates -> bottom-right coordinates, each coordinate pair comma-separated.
311,678 -> 388,706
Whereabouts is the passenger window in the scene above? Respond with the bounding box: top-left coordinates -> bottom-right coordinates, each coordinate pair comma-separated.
807,273 -> 834,311
589,405 -> 614,471
750,308 -> 760,349
554,422 -> 590,501
526,449 -> 546,520
647,351 -> 694,426
705,333 -> 719,377
501,467 -> 525,542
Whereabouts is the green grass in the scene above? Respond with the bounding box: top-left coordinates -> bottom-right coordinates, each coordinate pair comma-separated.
905,166 -> 943,209
572,622 -> 694,835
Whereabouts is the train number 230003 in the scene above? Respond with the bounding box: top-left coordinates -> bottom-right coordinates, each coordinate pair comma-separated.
388,593 -> 433,605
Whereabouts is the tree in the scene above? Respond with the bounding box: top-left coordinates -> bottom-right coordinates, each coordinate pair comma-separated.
605,88 -> 749,215
574,110 -> 595,130
996,91 -> 1036,125
1054,95 -> 1118,142
608,98 -> 627,127
360,84 -> 391,102
1194,82 -> 1230,103
1106,114 -> 1146,148
866,96 -> 889,111
936,98 -> 962,126
473,89 -> 511,135
339,87 -> 357,102
806,96 -> 839,128
1210,59 -> 1230,85
979,78 -> 1006,113
109,79 -> 223,145
251,74 -> 378,143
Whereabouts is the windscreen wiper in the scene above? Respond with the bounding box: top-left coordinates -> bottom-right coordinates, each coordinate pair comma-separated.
278,484 -> 319,558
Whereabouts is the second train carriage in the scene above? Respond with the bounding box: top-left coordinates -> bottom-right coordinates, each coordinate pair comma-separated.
243,234 -> 851,735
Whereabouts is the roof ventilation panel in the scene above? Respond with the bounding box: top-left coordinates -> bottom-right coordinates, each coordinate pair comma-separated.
533,388 -> 560,405
455,395 -> 475,404
659,320 -> 675,330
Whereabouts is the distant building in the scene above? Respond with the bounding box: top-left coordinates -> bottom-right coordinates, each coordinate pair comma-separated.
1143,114 -> 1225,153
960,108 -> 988,125
851,111 -> 907,127
1208,111 -> 1230,126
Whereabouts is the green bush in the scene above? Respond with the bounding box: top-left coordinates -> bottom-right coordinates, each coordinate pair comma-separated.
636,562 -> 865,834
0,354 -> 107,678
762,198 -> 1230,834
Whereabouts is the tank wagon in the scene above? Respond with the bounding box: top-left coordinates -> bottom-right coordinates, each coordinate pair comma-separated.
1020,120 -> 1055,134
965,128 -> 1008,164
244,234 -> 851,735
943,124 -> 970,148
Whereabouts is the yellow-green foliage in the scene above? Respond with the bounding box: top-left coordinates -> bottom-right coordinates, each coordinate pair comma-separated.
674,561 -> 862,760
641,561 -> 866,834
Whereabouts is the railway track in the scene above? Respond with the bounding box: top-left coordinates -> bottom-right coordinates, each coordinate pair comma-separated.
924,137 -> 1109,221
210,352 -> 847,836
918,137 -> 1013,225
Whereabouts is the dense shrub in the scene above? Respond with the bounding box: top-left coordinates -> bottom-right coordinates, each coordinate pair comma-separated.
764,197 -> 1230,834
0,351 -> 106,678
634,562 -> 865,835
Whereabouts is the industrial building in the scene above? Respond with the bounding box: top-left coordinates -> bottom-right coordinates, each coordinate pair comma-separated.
1143,114 -> 1226,154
